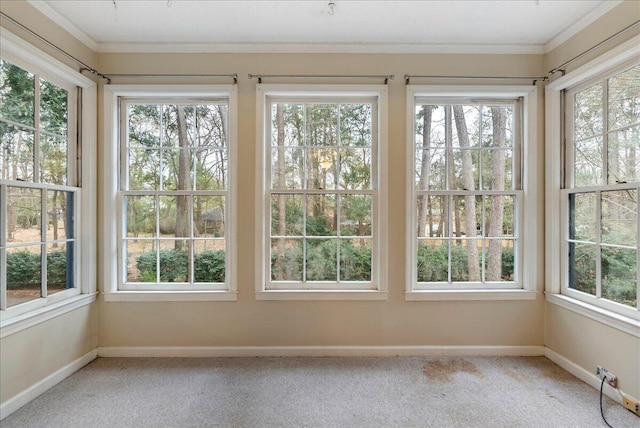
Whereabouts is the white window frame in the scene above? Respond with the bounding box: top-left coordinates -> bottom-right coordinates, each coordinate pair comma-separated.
102,85 -> 237,302
406,85 -> 538,301
255,84 -> 388,300
546,35 -> 640,336
0,29 -> 97,335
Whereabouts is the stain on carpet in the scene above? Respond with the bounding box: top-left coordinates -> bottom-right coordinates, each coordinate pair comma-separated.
423,358 -> 484,383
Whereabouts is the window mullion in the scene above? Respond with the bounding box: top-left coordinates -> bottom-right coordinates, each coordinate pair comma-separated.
602,78 -> 609,185
595,190 -> 602,298
34,75 -> 41,183
40,189 -> 47,298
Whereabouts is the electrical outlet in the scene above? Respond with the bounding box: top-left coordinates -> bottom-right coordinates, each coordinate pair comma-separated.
622,395 -> 640,416
596,366 -> 617,388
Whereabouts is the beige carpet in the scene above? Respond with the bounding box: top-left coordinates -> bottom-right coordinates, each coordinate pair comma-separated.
2,356 -> 639,427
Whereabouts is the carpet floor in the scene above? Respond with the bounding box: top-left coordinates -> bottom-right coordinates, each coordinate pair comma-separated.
2,356 -> 639,427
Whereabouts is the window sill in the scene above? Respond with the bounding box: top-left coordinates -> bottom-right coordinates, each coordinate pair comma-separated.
405,289 -> 537,301
256,290 -> 388,301
102,291 -> 238,302
545,292 -> 640,338
0,293 -> 97,339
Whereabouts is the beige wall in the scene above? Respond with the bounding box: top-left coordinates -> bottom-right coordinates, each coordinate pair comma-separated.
543,0 -> 640,400
0,305 -> 98,403
96,51 -> 546,349
0,0 -> 99,408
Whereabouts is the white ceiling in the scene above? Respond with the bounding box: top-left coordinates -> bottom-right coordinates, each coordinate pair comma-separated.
27,0 -> 622,53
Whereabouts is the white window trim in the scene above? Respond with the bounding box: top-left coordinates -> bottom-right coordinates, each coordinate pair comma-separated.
0,29 -> 97,332
254,84 -> 388,301
406,85 -> 539,301
545,34 -> 640,330
102,85 -> 238,301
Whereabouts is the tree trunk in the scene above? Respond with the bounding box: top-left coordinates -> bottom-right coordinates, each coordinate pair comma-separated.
487,107 -> 507,281
417,106 -> 432,237
453,106 -> 479,281
175,106 -> 191,254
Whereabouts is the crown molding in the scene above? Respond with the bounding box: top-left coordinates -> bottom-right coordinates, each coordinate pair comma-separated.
544,0 -> 623,53
27,0 -> 100,51
95,42 -> 546,55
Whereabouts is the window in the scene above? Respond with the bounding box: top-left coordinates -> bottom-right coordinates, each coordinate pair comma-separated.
0,30 -> 96,324
255,85 -> 387,299
407,86 -> 538,300
561,60 -> 639,318
103,85 -> 236,300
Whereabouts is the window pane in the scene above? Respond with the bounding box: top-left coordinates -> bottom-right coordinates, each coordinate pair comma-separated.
126,240 -> 156,282
0,124 -> 35,182
162,105 -> 196,147
271,103 -> 304,147
569,242 -> 596,296
416,195 -> 448,238
601,189 -> 637,247
40,135 -> 67,185
451,240 -> 481,282
0,59 -> 35,127
483,239 -> 515,282
128,149 -> 160,190
574,136 -> 602,187
6,245 -> 41,307
195,195 -> 225,238
271,194 -> 303,236
306,194 -> 337,236
196,149 -> 227,190
126,195 -> 156,238
307,148 -> 337,190
196,105 -> 228,149
159,195 -> 191,238
452,149 -> 479,190
608,64 -> 640,131
39,79 -> 68,137
7,187 -> 41,244
128,105 -> 160,147
340,238 -> 371,281
569,192 -> 596,242
306,104 -> 338,147
339,194 -> 371,236
339,147 -> 371,190
46,190 -> 69,241
417,239 -> 448,282
340,104 -> 371,147
608,126 -> 639,184
481,149 -> 513,191
47,242 -> 71,295
158,241 -> 189,282
415,148 -> 446,190
194,242 -> 225,283
452,195 -> 481,237
271,147 -> 304,189
602,247 -> 637,307
306,238 -> 337,281
482,106 -> 513,148
271,238 -> 303,281
574,83 -> 603,140
484,195 -> 515,238
162,148 -> 192,191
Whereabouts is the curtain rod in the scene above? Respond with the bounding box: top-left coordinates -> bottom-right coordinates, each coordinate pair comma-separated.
548,20 -> 640,75
249,74 -> 394,84
0,12 -> 111,83
404,75 -> 548,85
104,73 -> 238,84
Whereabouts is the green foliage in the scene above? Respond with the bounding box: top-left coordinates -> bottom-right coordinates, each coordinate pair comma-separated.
417,244 -> 515,282
135,249 -> 225,283
5,249 -> 68,288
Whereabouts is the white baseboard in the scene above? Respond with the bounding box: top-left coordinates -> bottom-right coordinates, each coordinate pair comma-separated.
97,345 -> 545,358
0,349 -> 97,420
544,348 -> 639,405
